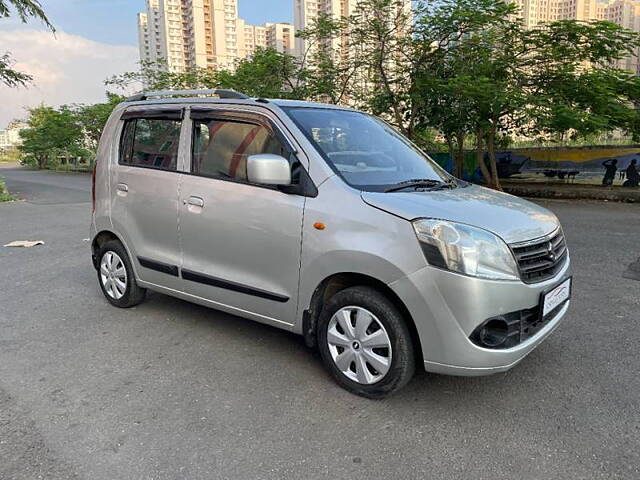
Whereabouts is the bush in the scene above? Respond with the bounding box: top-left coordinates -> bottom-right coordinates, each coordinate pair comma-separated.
0,176 -> 16,202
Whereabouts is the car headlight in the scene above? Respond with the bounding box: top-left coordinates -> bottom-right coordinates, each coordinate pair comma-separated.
412,219 -> 520,281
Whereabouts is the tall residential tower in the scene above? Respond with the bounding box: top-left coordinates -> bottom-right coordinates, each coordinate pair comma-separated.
293,0 -> 412,60
513,0 -> 640,72
137,0 -> 294,72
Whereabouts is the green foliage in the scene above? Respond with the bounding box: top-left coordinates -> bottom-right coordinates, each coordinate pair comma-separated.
0,146 -> 21,163
408,0 -> 640,188
105,60 -> 218,91
0,52 -> 32,87
106,48 -> 305,99
0,176 -> 15,201
411,0 -> 525,186
347,0 -> 415,130
526,20 -> 640,67
18,105 -> 87,169
0,0 -> 52,28
296,12 -> 361,104
12,93 -> 124,168
523,21 -> 640,144
72,93 -> 125,151
597,71 -> 640,142
215,48 -> 306,99
0,0 -> 53,87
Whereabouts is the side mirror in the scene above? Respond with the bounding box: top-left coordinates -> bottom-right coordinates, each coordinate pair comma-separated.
247,154 -> 292,186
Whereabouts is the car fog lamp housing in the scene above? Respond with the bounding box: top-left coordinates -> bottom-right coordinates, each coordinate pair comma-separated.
478,318 -> 509,348
412,219 -> 520,281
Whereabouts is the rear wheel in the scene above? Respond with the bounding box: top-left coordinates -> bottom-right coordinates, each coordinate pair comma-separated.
97,240 -> 146,308
317,286 -> 415,399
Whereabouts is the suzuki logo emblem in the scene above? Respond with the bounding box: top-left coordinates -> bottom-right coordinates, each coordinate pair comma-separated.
547,242 -> 556,262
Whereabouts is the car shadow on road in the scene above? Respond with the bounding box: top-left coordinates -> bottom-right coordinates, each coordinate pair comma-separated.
131,289 -> 555,407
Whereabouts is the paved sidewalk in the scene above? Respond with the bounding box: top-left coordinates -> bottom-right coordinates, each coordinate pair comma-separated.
503,180 -> 640,202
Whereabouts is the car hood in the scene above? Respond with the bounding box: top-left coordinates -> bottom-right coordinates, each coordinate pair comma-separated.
361,184 -> 559,244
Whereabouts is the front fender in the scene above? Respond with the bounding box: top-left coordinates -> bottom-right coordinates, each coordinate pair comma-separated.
294,178 -> 427,333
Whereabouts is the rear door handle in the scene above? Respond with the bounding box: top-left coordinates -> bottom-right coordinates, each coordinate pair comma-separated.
186,196 -> 204,208
116,183 -> 128,192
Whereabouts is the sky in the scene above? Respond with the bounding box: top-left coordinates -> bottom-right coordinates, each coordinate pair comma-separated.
0,0 -> 294,128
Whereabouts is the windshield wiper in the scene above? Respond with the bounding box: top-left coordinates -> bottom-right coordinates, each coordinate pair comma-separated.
384,178 -> 456,193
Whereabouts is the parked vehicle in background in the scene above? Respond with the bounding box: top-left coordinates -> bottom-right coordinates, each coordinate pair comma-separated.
91,90 -> 572,398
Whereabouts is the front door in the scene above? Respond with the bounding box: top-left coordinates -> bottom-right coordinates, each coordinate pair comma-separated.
110,108 -> 184,290
179,109 -> 305,325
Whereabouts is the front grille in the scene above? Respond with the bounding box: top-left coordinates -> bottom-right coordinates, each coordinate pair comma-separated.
511,229 -> 568,284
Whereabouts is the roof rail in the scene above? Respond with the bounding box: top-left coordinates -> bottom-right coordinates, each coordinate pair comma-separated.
125,89 -> 250,102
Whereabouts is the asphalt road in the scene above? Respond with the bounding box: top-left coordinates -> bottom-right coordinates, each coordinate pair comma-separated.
1,166 -> 639,480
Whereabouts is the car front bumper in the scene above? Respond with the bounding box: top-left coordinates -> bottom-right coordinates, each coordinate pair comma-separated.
389,256 -> 571,376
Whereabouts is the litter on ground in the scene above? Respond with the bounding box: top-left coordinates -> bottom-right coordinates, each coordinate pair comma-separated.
3,240 -> 45,248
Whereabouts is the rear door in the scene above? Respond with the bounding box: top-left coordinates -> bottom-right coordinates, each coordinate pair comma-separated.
110,107 -> 186,290
178,107 -> 306,326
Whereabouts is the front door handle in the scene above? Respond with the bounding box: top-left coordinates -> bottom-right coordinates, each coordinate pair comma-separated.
186,196 -> 204,208
116,183 -> 129,192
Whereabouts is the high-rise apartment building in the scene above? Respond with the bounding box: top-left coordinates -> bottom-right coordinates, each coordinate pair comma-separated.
293,0 -> 412,60
137,0 -> 294,72
513,0 -> 640,72
265,22 -> 294,55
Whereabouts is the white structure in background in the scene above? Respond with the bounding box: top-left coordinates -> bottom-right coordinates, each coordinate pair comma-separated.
137,0 -> 294,72
513,0 -> 640,72
293,0 -> 412,60
0,123 -> 24,151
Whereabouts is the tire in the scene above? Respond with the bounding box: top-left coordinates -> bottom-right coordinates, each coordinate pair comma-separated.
317,286 -> 415,399
96,240 -> 146,308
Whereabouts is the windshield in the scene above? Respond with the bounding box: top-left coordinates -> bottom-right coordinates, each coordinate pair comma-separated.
283,107 -> 452,192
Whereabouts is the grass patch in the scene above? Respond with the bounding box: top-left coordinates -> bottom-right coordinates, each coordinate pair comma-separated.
0,177 -> 16,202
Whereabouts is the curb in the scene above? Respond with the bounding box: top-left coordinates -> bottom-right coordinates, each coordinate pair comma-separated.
503,186 -> 640,203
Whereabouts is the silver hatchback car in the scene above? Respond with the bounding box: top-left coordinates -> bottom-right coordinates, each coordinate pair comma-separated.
91,89 -> 571,398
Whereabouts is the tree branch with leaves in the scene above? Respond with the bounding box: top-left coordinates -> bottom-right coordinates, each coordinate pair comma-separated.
0,0 -> 54,87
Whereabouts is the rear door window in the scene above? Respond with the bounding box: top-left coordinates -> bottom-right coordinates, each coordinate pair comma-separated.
120,117 -> 182,171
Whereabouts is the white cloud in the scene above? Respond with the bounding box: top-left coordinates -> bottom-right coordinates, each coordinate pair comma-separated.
0,29 -> 139,128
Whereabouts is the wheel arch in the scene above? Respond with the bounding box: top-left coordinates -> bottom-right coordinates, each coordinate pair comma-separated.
91,230 -> 132,272
302,272 -> 423,364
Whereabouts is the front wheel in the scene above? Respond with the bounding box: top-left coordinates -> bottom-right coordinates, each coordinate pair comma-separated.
96,240 -> 146,308
317,286 -> 415,399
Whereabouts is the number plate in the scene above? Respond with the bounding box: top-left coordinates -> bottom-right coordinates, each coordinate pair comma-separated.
541,277 -> 571,318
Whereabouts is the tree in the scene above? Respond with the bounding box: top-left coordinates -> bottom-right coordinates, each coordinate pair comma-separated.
524,20 -> 640,144
215,48 -> 306,99
106,48 -> 305,99
107,1 -> 409,108
411,0 -> 525,188
347,0 -> 416,133
73,93 -> 126,152
0,0 -> 54,87
0,0 -> 51,24
619,74 -> 640,142
0,53 -> 32,87
296,12 -> 364,104
411,0 -> 640,189
19,106 -> 86,169
105,60 -> 218,92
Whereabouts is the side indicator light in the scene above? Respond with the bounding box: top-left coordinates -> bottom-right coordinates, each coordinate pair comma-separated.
313,222 -> 326,230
